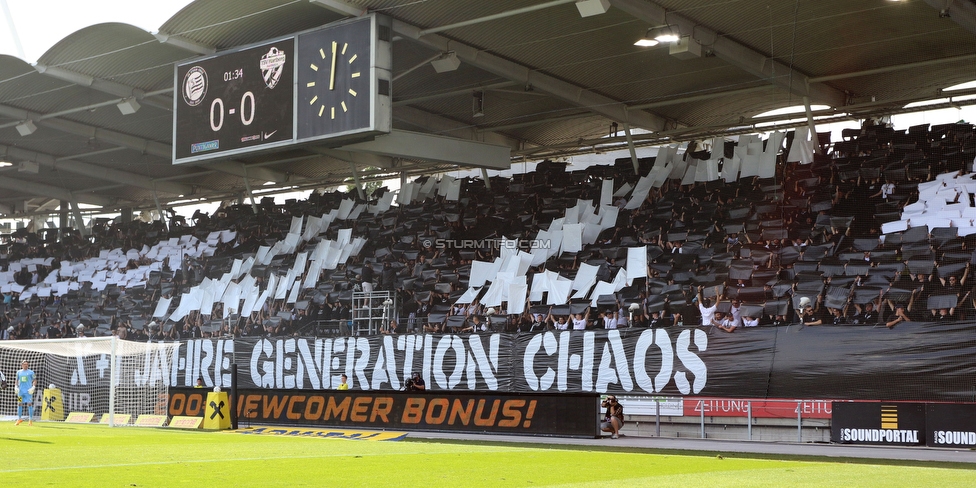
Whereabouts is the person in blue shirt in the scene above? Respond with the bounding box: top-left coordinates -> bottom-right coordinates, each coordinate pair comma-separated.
15,360 -> 36,426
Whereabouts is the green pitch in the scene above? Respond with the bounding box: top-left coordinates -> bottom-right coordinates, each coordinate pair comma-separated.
1,422 -> 974,487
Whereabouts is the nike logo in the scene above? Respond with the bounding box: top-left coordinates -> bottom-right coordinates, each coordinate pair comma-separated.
263,130 -> 278,139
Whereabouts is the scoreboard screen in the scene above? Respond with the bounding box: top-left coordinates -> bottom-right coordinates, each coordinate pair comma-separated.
173,38 -> 296,164
172,15 -> 391,165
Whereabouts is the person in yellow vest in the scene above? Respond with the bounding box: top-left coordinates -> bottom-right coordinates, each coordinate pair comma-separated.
337,374 -> 349,390
195,377 -> 205,388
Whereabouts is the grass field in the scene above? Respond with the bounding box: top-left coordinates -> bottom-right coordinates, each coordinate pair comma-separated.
1,422 -> 975,487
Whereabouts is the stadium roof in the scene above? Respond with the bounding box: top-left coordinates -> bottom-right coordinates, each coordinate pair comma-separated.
0,0 -> 974,216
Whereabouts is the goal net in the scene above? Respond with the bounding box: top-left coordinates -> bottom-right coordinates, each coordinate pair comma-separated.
0,337 -> 181,426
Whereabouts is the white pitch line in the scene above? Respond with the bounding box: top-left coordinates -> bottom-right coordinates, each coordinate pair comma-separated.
0,448 -> 534,474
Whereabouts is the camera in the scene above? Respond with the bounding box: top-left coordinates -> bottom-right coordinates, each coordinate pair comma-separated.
405,378 -> 423,391
404,372 -> 424,391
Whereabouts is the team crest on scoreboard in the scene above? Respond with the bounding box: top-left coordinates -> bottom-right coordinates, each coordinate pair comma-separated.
260,47 -> 287,90
182,66 -> 208,107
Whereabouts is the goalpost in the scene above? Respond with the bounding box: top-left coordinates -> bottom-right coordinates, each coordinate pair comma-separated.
0,337 -> 181,426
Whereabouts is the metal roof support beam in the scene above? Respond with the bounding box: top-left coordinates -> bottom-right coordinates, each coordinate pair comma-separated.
0,142 -> 193,196
59,155 -> 194,195
394,81 -> 517,106
69,200 -> 87,237
610,0 -> 847,108
43,117 -> 172,158
82,183 -> 125,193
60,200 -> 69,235
208,161 -> 290,185
150,189 -> 167,232
629,85 -> 776,111
622,122 -> 640,174
802,96 -> 822,156
0,101 -> 168,155
923,0 -> 976,35
0,89 -> 173,133
308,0 -> 366,17
55,147 -> 127,162
0,176 -> 111,207
310,147 -> 394,169
393,21 -> 668,131
34,64 -> 173,112
808,53 -> 976,84
153,169 -> 218,182
519,95 -> 976,160
417,0 -> 577,36
153,32 -> 216,55
309,0 -> 668,130
349,162 -> 366,200
475,111 -> 592,133
0,102 -> 291,185
395,105 -> 520,150
339,130 -> 512,170
392,53 -> 444,82
240,154 -> 320,169
240,165 -> 258,215
30,199 -> 61,215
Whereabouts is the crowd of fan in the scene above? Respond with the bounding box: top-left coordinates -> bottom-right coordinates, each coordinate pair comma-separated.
3,119 -> 976,341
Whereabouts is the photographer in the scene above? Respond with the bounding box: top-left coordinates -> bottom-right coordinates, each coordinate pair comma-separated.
405,372 -> 426,392
600,395 -> 624,439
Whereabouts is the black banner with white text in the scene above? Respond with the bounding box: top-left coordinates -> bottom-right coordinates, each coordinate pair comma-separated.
832,402 -> 926,446
26,323 -> 976,401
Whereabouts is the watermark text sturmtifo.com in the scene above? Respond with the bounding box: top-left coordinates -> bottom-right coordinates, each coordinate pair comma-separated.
421,238 -> 552,250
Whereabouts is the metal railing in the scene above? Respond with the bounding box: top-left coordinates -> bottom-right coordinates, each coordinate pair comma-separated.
617,395 -> 833,442
295,316 -> 432,337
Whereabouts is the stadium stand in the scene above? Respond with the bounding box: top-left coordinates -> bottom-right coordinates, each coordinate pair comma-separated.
2,119 -> 976,340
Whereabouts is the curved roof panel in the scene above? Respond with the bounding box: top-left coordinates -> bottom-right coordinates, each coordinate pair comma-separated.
159,0 -> 343,50
0,56 -> 68,104
39,24 -> 156,73
1,0 -> 975,218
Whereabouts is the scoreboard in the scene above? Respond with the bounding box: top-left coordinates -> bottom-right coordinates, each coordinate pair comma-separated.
173,15 -> 391,165
174,38 -> 294,162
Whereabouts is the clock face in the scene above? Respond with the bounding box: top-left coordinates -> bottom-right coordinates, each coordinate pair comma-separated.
297,17 -> 374,140
309,40 -> 362,121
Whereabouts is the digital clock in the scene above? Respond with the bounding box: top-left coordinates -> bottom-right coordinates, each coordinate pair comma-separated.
174,38 -> 295,164
223,69 -> 243,82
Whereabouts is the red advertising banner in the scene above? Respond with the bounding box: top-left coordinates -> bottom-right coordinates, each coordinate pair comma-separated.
683,398 -> 834,419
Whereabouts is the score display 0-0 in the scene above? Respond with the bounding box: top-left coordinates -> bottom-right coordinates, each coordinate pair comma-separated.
174,38 -> 295,163
172,14 -> 391,165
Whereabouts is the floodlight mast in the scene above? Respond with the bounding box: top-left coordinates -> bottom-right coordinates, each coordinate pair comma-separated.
0,0 -> 26,60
